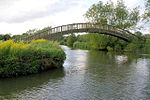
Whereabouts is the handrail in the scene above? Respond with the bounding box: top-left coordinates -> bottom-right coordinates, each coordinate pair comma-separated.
20,23 -> 139,42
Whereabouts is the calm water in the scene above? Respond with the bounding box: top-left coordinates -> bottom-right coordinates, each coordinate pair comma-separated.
0,46 -> 150,100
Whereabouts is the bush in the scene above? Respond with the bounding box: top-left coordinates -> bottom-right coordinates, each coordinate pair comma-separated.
114,44 -> 122,51
73,42 -> 90,50
0,39 -> 66,78
124,43 -> 138,52
67,34 -> 76,47
107,46 -> 113,51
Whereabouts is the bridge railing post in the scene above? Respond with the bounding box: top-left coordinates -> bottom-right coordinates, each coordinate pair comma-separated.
24,23 -> 135,42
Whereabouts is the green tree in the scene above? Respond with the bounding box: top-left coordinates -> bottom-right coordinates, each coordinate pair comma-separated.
12,35 -> 22,41
143,34 -> 150,52
0,35 -> 4,40
36,26 -> 51,34
84,0 -> 140,29
85,1 -> 114,25
67,34 -> 76,47
26,29 -> 38,35
134,31 -> 142,37
124,43 -> 138,52
89,34 -> 109,50
3,34 -> 11,41
143,0 -> 150,21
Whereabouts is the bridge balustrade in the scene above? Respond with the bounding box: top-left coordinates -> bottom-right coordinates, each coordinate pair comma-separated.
19,23 -> 138,42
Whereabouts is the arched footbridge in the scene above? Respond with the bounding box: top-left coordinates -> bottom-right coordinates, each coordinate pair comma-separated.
23,23 -> 141,42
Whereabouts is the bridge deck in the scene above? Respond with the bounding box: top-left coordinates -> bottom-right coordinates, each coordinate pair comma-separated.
21,23 -> 138,42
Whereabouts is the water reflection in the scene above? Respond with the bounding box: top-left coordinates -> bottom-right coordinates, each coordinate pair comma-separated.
85,51 -> 150,99
125,58 -> 150,99
115,55 -> 128,64
61,45 -> 88,74
0,46 -> 150,99
0,68 -> 65,99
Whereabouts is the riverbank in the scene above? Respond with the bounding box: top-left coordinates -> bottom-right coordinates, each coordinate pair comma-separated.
60,33 -> 150,53
1,45 -> 149,99
0,39 -> 66,78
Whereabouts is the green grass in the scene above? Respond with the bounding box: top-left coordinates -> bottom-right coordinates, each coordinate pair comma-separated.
0,39 -> 66,78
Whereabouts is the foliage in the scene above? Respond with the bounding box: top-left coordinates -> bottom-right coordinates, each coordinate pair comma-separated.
0,39 -> 66,78
67,34 -> 76,47
107,46 -> 113,51
63,33 -> 129,51
84,0 -> 140,29
88,33 -> 110,50
124,43 -> 138,52
26,29 -> 38,35
61,32 -> 149,53
0,34 -> 11,41
142,34 -> 150,52
12,26 -> 52,42
74,33 -> 128,51
143,0 -> 150,21
36,26 -> 52,34
73,42 -> 90,50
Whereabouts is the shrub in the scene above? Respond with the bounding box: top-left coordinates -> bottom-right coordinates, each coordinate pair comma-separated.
124,43 -> 138,52
73,42 -> 90,50
107,46 -> 113,51
0,39 -> 66,78
67,34 -> 76,47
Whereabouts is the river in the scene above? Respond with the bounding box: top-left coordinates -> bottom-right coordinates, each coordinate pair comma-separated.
0,45 -> 150,100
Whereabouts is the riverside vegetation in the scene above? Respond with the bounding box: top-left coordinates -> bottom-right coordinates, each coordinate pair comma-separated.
59,0 -> 150,53
60,33 -> 150,53
0,0 -> 149,77
0,39 -> 66,78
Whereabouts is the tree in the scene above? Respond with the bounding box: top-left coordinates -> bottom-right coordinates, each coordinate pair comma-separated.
88,34 -> 110,50
12,35 -> 22,41
26,29 -> 38,35
85,1 -> 114,25
0,35 -> 4,40
84,0 -> 140,30
36,26 -> 52,36
67,34 -> 76,47
38,26 -> 51,33
3,34 -> 11,41
134,31 -> 142,37
143,0 -> 150,21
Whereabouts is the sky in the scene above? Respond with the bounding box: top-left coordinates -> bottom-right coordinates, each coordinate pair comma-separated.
0,0 -> 148,35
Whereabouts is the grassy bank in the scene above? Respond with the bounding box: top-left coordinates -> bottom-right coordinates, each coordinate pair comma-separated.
0,39 -> 66,78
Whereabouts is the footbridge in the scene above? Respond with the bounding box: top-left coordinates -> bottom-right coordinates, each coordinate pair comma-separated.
23,23 -> 140,42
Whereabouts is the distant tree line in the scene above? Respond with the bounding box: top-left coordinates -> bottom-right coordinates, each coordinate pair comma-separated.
0,34 -> 11,41
0,26 -> 52,41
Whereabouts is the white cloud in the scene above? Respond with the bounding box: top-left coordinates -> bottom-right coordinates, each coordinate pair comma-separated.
0,0 -> 149,35
0,0 -> 83,23
0,0 -> 88,34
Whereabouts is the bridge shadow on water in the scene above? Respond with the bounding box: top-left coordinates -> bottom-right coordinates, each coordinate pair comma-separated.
0,67 -> 65,98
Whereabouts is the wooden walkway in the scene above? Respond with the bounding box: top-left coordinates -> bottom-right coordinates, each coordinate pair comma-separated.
23,23 -> 138,42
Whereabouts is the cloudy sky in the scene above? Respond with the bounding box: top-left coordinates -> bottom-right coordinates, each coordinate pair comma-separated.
0,0 -> 148,35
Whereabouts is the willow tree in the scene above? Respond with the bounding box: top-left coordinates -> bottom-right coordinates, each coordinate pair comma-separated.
84,0 -> 140,30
